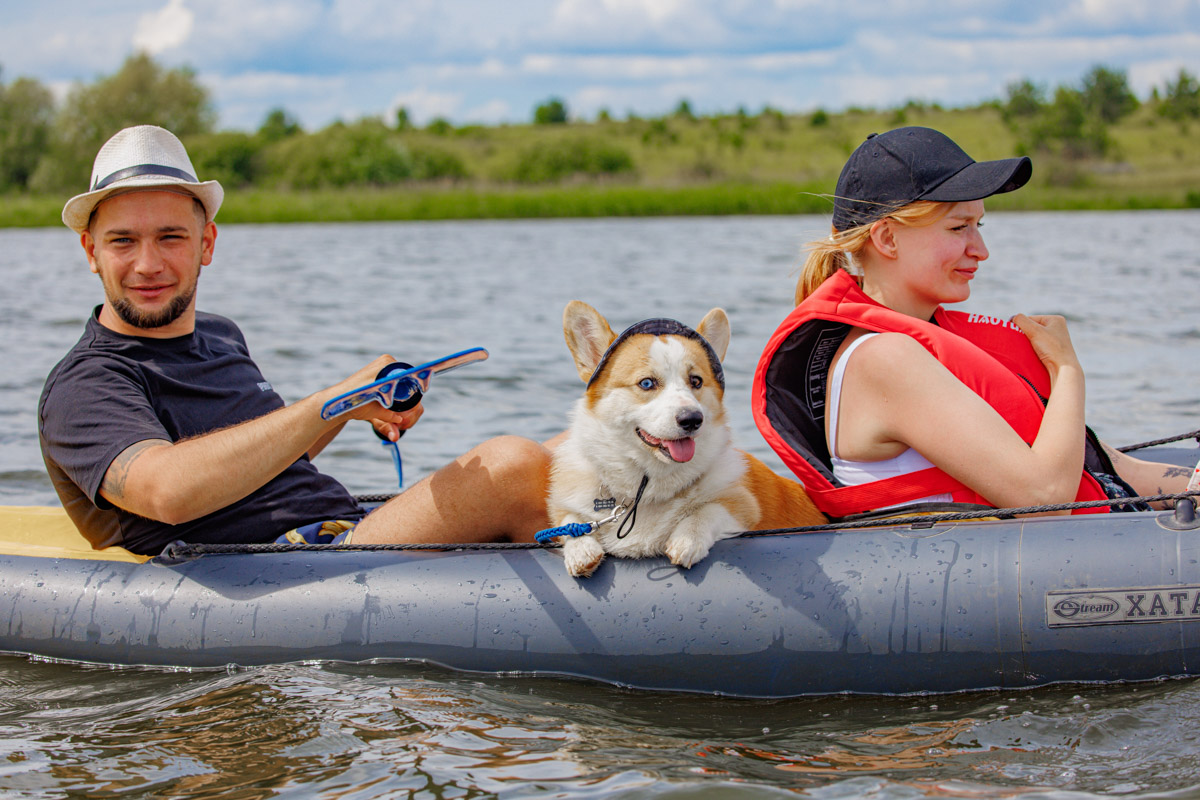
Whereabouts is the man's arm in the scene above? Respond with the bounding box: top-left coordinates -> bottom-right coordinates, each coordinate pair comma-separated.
1099,440 -> 1191,509
99,355 -> 421,524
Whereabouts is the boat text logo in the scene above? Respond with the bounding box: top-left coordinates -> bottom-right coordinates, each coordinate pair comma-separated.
1047,584 -> 1200,627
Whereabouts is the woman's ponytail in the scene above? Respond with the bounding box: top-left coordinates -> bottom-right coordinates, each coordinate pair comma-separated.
794,225 -> 872,305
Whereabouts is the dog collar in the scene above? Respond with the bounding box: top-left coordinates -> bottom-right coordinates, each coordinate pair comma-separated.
586,318 -> 725,390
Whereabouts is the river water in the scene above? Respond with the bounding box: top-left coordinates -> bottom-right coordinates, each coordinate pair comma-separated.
1,212 -> 1198,797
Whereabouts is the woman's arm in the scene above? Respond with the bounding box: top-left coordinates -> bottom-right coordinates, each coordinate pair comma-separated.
835,318 -> 1087,509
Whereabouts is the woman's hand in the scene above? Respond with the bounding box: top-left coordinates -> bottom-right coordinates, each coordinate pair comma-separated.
1011,314 -> 1082,386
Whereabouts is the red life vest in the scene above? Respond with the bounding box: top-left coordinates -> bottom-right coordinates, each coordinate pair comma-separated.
752,269 -> 1108,517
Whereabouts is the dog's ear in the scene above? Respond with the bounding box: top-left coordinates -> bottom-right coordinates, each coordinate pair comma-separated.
563,301 -> 617,383
696,308 -> 730,362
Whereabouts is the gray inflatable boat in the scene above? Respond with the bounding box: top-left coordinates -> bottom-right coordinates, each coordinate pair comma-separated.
2,446 -> 1198,698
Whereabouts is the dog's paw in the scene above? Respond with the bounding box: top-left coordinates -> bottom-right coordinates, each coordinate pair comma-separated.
664,513 -> 733,569
562,535 -> 606,578
664,533 -> 715,569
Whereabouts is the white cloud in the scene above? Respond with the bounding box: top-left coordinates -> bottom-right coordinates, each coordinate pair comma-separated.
1069,0 -> 1195,27
520,53 -> 716,80
461,99 -> 511,124
4,0 -> 1200,130
133,0 -> 194,56
387,88 -> 462,125
185,0 -> 326,63
545,0 -> 728,47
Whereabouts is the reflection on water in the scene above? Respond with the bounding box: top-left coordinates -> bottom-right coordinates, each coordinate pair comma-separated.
3,658 -> 1200,797
1,213 -> 1199,797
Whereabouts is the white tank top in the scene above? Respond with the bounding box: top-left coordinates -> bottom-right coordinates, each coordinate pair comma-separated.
827,333 -> 952,508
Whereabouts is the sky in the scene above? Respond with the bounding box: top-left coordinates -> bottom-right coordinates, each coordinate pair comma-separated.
3,0 -> 1200,132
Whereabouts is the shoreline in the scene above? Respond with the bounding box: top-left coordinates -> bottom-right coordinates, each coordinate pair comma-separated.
4,182 -> 1199,229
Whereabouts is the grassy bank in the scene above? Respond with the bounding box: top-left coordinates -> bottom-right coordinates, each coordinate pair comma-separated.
5,105 -> 1199,228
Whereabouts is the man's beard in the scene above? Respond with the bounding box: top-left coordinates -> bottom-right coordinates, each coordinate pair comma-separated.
110,284 -> 196,330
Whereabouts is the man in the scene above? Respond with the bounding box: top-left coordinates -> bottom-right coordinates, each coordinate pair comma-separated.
39,125 -> 552,555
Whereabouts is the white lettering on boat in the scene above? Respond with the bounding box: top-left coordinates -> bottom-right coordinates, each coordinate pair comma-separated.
1047,585 -> 1200,627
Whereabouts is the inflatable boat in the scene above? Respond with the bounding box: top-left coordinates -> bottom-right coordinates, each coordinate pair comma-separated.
2,445 -> 1199,698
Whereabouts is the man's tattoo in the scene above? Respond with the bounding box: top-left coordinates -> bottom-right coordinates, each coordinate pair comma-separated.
1163,466 -> 1191,479
101,440 -> 168,501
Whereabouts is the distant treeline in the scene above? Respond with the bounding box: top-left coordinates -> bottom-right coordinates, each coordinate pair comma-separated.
2,53 -> 1199,211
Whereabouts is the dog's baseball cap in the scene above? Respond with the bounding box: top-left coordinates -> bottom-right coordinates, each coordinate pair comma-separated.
62,125 -> 224,233
588,319 -> 725,391
831,127 -> 1031,231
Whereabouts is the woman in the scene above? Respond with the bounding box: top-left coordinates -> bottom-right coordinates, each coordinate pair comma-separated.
752,127 -> 1189,518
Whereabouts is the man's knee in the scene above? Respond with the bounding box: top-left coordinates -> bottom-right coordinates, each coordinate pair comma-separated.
473,435 -> 551,475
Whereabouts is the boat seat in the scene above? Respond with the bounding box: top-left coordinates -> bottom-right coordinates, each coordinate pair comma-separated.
0,506 -> 148,563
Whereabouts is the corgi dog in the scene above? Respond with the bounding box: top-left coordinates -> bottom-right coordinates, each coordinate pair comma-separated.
545,301 -> 825,577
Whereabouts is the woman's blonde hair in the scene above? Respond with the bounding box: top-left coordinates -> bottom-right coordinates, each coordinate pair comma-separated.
794,200 -> 953,305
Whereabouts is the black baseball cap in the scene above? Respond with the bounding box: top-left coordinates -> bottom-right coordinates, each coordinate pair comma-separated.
831,127 -> 1032,231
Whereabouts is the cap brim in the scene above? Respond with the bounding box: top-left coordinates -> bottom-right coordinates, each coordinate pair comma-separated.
922,156 -> 1032,203
62,177 -> 224,233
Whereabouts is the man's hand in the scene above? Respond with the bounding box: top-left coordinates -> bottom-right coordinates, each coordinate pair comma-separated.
319,355 -> 425,442
100,353 -> 429,524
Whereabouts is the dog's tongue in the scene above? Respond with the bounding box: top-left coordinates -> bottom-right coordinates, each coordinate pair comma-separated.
664,437 -> 696,463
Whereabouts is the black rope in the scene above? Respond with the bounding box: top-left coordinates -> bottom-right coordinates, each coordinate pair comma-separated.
742,490 -> 1200,536
159,490 -> 1200,560
615,475 -> 650,540
1113,431 -> 1200,450
354,493 -> 399,504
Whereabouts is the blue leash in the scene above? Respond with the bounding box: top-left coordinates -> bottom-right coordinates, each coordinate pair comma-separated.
535,522 -> 595,544
535,475 -> 649,544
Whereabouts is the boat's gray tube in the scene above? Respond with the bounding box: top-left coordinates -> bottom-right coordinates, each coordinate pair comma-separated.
3,495 -> 1200,696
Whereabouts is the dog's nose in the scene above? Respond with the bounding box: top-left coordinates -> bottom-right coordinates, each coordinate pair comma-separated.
677,409 -> 703,433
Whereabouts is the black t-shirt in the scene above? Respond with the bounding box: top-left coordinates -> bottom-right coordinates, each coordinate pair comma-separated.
38,308 -> 365,554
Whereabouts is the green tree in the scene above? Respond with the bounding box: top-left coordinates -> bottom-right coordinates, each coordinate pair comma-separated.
260,119 -> 414,189
1080,65 -> 1138,123
533,97 -> 568,125
0,70 -> 55,190
673,98 -> 695,121
186,131 -> 259,187
510,137 -> 634,183
1002,78 -> 1045,121
31,53 -> 216,193
258,107 -> 302,143
395,106 -> 412,131
1032,86 -> 1108,158
1160,68 -> 1200,120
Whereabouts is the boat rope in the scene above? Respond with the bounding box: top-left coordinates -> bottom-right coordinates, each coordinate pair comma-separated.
1118,428 -> 1200,452
158,489 -> 1200,560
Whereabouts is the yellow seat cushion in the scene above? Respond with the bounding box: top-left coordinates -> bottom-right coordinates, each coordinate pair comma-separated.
0,506 -> 148,563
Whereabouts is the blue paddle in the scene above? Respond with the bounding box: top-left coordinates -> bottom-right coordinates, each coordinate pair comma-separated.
320,348 -> 489,486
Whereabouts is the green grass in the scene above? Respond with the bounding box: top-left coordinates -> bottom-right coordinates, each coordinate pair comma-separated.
5,105 -> 1199,227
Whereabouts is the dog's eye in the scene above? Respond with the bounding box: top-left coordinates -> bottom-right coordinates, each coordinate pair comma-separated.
637,377 -> 657,391
689,375 -> 703,390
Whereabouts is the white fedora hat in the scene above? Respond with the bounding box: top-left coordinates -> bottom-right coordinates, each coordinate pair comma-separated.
62,125 -> 224,233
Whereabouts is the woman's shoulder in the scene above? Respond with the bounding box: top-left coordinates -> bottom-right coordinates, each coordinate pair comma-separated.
841,329 -> 947,386
845,328 -> 930,361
